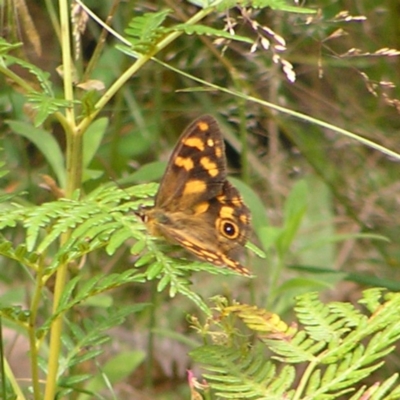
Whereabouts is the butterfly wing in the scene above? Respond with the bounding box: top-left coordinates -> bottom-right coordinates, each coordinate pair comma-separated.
155,116 -> 227,211
143,115 -> 252,275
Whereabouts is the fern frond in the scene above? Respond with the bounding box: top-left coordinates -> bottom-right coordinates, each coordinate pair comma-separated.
0,204 -> 26,229
327,301 -> 364,328
148,250 -> 210,314
26,92 -> 76,126
295,292 -> 355,342
124,9 -> 171,54
5,55 -> 53,95
58,269 -> 146,315
0,238 -> 40,271
191,344 -> 294,399
358,287 -> 386,312
0,183 -> 149,280
223,304 -> 290,333
56,305 -> 144,386
348,373 -> 399,400
264,330 -> 326,363
194,292 -> 400,399
25,200 -> 72,251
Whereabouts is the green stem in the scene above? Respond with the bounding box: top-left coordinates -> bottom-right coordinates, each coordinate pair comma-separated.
3,356 -> 26,400
44,259 -> 69,400
44,0 -> 78,399
292,359 -> 318,400
28,262 -> 45,400
0,64 -> 36,93
145,281 -> 158,388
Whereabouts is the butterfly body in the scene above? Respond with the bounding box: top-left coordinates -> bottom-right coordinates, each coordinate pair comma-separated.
142,116 -> 251,276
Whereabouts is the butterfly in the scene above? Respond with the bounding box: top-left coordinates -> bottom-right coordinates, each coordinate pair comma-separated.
141,116 -> 251,276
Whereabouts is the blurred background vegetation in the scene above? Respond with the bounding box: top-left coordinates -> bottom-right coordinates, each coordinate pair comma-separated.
1,0 -> 400,398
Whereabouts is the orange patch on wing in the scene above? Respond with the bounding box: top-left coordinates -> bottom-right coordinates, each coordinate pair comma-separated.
216,193 -> 227,202
197,121 -> 210,131
220,206 -> 235,219
200,157 -> 218,177
175,156 -> 194,171
193,201 -> 210,215
183,137 -> 205,151
215,146 -> 222,158
231,196 -> 244,205
207,138 -> 215,147
240,214 -> 249,223
220,253 -> 250,276
182,180 -> 207,196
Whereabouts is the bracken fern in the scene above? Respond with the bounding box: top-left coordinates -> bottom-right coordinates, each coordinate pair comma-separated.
190,290 -> 400,399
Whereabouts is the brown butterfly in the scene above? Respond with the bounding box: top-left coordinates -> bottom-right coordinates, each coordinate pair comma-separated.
141,116 -> 251,275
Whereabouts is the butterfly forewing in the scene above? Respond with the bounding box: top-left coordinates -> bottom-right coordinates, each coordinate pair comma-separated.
155,116 -> 227,211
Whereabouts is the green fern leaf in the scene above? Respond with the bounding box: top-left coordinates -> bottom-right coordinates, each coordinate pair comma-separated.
361,373 -> 399,400
55,306 -> 141,381
191,345 -> 287,399
5,55 -> 53,95
307,368 -> 322,395
130,238 -> 147,255
0,204 -> 25,229
25,202 -> 64,251
136,252 -> 157,269
106,227 -> 135,255
158,271 -> 172,292
358,287 -> 385,313
328,302 -> 365,328
268,364 -> 295,394
264,330 -> 325,363
295,292 -> 350,342
124,9 -> 171,53
27,92 -> 76,126
176,284 -> 210,315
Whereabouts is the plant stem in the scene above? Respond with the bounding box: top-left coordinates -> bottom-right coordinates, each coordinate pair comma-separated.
29,262 -> 45,400
292,359 -> 318,400
145,281 -> 158,387
44,1 -> 78,399
2,356 -> 26,400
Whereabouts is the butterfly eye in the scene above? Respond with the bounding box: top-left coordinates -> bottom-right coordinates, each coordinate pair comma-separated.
220,220 -> 240,239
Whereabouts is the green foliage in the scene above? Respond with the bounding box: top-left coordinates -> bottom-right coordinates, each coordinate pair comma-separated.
4,55 -> 54,96
191,290 -> 400,399
120,7 -> 254,57
7,120 -> 66,188
1,0 -> 399,399
26,92 -> 74,127
124,9 -> 172,54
